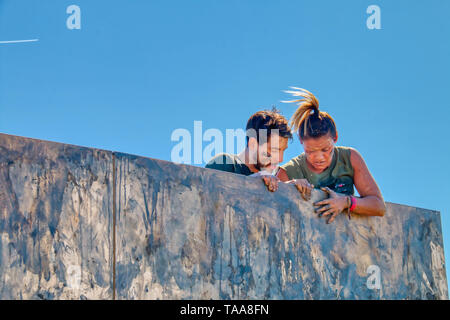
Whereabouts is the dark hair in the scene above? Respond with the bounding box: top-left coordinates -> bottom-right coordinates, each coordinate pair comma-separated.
245,107 -> 292,145
282,87 -> 337,141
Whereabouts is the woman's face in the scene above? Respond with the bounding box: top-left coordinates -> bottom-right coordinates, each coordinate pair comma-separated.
301,134 -> 336,172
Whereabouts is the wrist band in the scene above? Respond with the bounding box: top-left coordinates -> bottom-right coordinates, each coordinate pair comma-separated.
346,196 -> 351,220
349,195 -> 357,211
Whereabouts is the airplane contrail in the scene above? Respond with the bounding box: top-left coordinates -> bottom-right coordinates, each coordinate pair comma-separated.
0,39 -> 39,44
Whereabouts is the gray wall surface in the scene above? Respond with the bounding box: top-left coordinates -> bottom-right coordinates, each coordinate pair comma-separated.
0,133 -> 447,299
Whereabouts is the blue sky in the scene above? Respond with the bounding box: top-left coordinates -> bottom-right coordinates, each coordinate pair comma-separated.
1,0 -> 450,291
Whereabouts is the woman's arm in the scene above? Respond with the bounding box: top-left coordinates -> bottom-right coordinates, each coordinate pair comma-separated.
276,167 -> 289,182
314,148 -> 386,223
349,148 -> 386,216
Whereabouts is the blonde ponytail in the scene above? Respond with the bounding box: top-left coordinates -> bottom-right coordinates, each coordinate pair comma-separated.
282,87 -> 337,140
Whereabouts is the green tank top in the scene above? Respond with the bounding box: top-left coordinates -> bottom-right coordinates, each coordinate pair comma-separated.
281,146 -> 355,195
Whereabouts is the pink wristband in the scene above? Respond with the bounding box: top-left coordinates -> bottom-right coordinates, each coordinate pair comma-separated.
349,195 -> 357,211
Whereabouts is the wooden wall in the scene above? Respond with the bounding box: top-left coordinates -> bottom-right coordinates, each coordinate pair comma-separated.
0,133 -> 447,299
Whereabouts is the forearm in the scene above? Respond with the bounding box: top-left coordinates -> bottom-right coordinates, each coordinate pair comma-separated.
349,195 -> 386,217
276,167 -> 290,182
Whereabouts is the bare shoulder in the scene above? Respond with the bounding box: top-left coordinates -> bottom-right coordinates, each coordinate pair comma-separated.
348,147 -> 367,170
347,147 -> 386,214
348,147 -> 382,197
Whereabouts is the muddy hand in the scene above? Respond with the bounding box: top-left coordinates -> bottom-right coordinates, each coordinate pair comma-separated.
287,179 -> 314,201
314,187 -> 348,224
263,175 -> 279,192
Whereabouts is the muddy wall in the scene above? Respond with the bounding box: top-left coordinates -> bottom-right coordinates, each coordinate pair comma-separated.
0,133 -> 447,299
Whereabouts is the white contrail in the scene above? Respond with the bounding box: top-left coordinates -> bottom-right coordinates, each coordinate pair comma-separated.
0,39 -> 39,44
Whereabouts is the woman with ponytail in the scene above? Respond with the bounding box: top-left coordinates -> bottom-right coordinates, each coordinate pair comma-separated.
276,87 -> 386,223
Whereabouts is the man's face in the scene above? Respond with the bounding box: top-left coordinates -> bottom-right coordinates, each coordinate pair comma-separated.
256,134 -> 289,172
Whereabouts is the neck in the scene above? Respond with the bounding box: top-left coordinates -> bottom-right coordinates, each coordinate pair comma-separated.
238,148 -> 260,173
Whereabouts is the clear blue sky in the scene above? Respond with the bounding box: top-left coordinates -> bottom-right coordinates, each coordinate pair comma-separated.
1,0 -> 449,290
